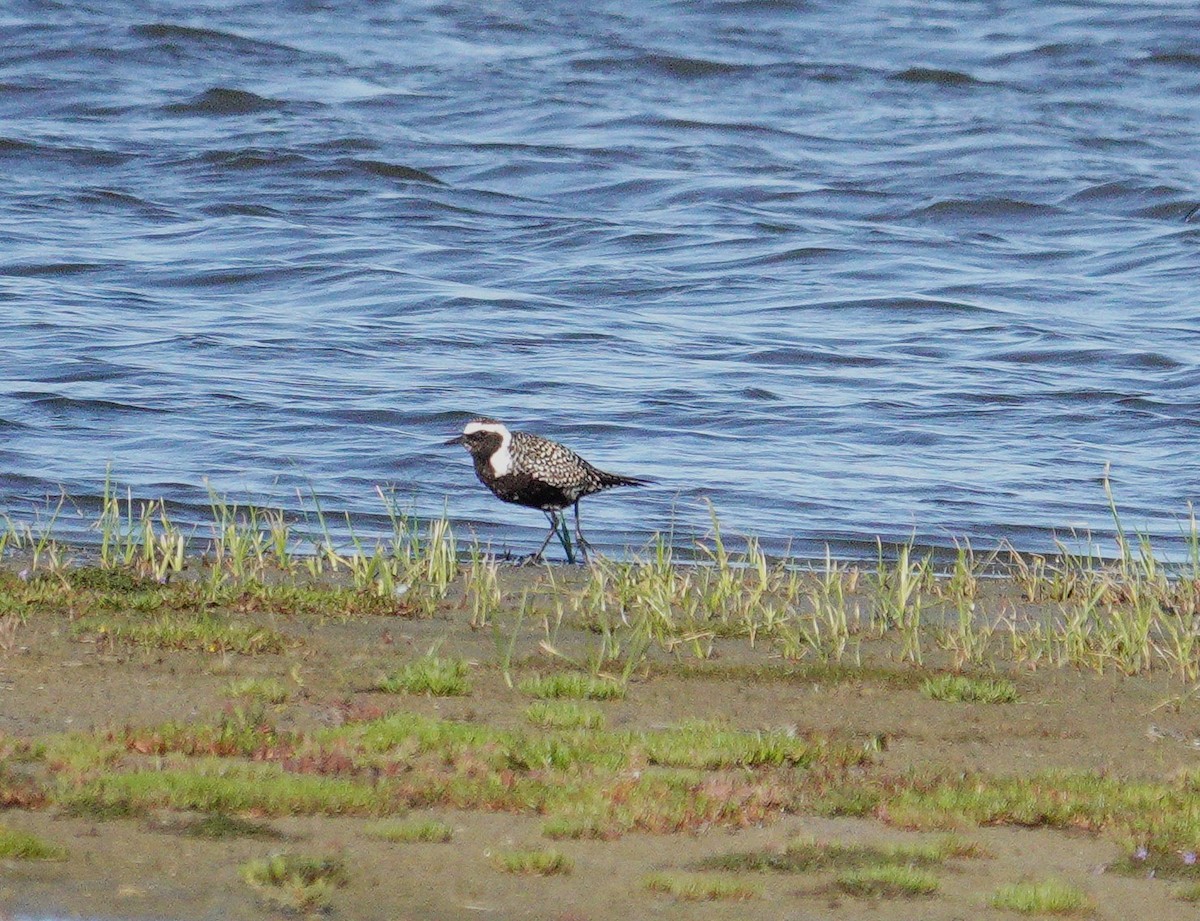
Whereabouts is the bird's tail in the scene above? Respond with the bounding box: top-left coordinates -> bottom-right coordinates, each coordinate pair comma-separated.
597,470 -> 651,489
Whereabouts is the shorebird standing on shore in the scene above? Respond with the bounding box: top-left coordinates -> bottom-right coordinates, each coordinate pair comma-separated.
447,418 -> 648,563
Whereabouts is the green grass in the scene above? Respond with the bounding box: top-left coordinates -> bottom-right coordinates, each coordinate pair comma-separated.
988,878 -> 1095,915
365,818 -> 453,843
922,674 -> 1018,704
25,700 -> 1200,858
177,813 -> 282,840
541,813 -> 611,840
41,733 -> 123,779
7,483 -> 1200,680
77,612 -> 286,655
640,720 -> 836,769
703,834 -> 985,872
1110,844 -> 1200,881
58,759 -> 394,818
240,853 -> 348,912
518,672 -> 626,700
64,567 -> 159,593
835,864 -> 940,897
877,770 -> 1200,847
524,700 -> 605,730
225,677 -> 289,704
1176,882 -> 1200,902
0,824 -> 67,860
5,473 -> 1200,678
643,871 -> 760,901
491,846 -> 573,875
376,656 -> 470,696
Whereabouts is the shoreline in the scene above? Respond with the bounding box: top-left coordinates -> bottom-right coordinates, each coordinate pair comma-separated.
3,477 -> 1199,571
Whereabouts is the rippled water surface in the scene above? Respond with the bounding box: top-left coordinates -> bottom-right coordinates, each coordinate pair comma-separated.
3,0 -> 1200,558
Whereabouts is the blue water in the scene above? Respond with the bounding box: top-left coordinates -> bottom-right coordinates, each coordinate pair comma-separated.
2,0 -> 1200,559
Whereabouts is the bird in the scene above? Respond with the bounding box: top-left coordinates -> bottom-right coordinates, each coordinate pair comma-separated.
446,417 -> 649,563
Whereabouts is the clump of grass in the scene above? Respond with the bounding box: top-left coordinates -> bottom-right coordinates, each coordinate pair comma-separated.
781,549 -> 862,664
1111,845 -> 1200,882
541,813 -> 610,840
643,871 -> 760,901
65,566 -> 157,594
491,846 -> 573,875
922,674 -> 1018,704
41,734 -> 123,781
835,864 -> 939,897
524,701 -> 605,730
79,612 -> 286,655
466,547 -> 501,629
640,720 -> 833,769
226,677 -> 289,704
179,813 -> 282,840
377,656 -> 470,696
0,825 -> 67,860
704,834 -> 985,872
1176,882 -> 1200,902
58,759 -> 391,817
878,769 -> 1200,843
871,540 -> 931,664
365,818 -> 453,843
518,672 -> 626,701
240,852 -> 348,912
988,878 -> 1094,915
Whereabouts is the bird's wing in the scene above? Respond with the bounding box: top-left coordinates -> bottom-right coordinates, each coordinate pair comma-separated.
511,432 -> 599,490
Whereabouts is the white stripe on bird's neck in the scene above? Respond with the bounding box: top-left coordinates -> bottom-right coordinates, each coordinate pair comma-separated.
464,420 -> 513,477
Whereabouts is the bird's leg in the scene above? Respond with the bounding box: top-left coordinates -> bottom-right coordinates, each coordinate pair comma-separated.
553,510 -> 577,564
526,511 -> 561,565
573,502 -> 595,564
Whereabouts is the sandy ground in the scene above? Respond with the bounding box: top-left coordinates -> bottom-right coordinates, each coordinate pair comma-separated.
1,568 -> 1198,921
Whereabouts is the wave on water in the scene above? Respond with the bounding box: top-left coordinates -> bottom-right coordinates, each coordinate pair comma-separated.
889,66 -> 987,87
163,87 -> 289,116
350,160 -> 445,185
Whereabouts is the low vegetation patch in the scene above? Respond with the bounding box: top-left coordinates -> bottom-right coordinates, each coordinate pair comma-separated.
640,720 -> 839,769
987,878 -> 1094,915
42,734 -> 123,780
518,672 -> 626,700
834,864 -> 940,898
643,871 -> 760,901
77,612 -> 286,655
541,813 -> 611,840
922,674 -> 1018,703
240,852 -> 348,912
365,818 -> 453,843
225,677 -> 289,704
175,812 -> 283,840
376,656 -> 470,696
703,834 -> 985,872
1111,844 -> 1200,882
0,824 -> 67,860
524,700 -> 605,730
876,770 -> 1200,847
58,759 -> 393,817
491,846 -> 573,875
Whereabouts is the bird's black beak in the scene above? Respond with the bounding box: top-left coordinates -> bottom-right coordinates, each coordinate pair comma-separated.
444,434 -> 465,446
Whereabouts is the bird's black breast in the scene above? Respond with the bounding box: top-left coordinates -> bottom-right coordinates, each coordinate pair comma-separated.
473,457 -> 572,510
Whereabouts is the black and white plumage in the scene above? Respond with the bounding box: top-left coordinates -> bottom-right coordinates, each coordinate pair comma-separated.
447,418 -> 648,562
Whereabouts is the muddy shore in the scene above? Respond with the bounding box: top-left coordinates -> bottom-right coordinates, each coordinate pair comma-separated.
1,558 -> 1199,920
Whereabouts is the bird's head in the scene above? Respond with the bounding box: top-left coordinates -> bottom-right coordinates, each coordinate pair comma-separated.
446,418 -> 511,459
